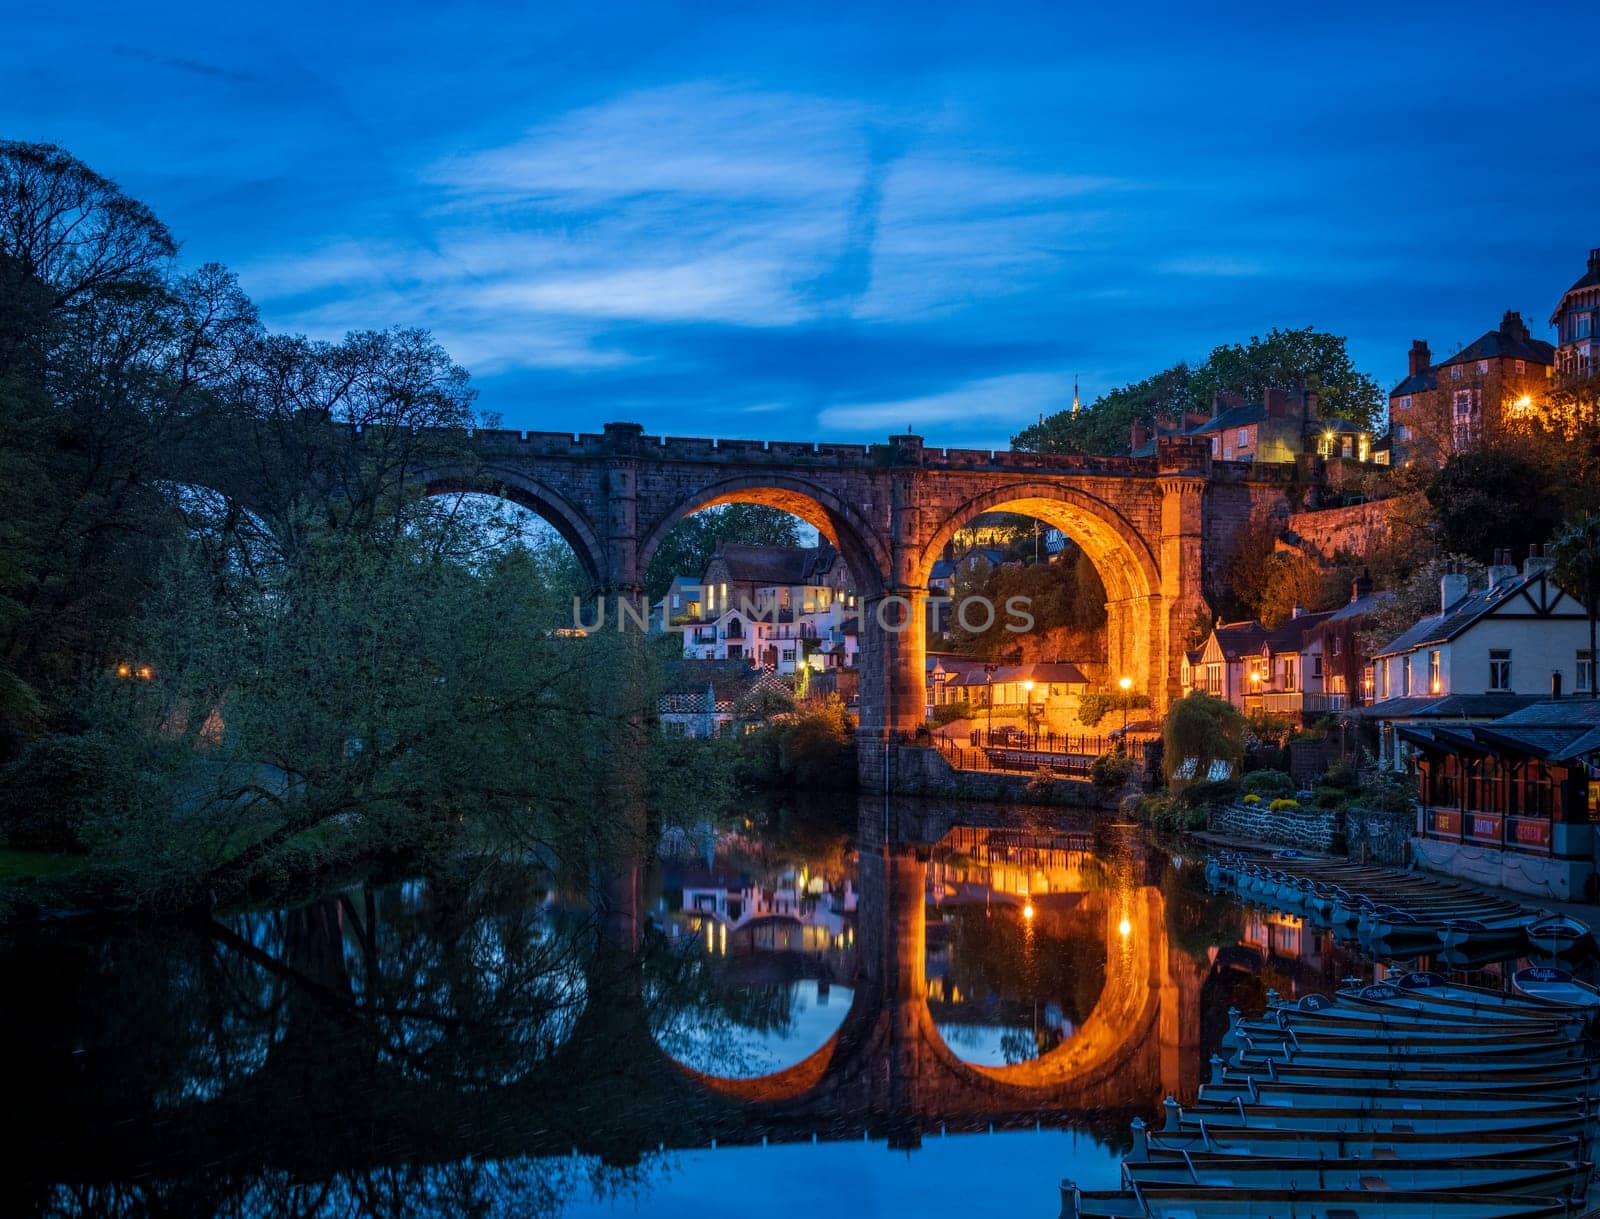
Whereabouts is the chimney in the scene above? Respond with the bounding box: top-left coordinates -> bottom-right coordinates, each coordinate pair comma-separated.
1211,390 -> 1244,420
1488,547 -> 1518,589
1408,340 -> 1431,378
1130,420 -> 1149,450
1501,310 -> 1530,342
1304,388 -> 1321,423
1589,247 -> 1600,276
1525,543 -> 1553,576
1352,569 -> 1373,603
1264,387 -> 1290,419
1441,562 -> 1469,613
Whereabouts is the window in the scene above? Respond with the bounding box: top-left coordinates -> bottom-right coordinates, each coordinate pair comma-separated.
1452,365 -> 1464,380
1428,649 -> 1441,694
1477,359 -> 1490,375
1580,650 -> 1594,694
1402,655 -> 1412,696
1380,661 -> 1391,700
1396,424 -> 1411,441
1515,360 -> 1526,375
1400,395 -> 1412,410
1331,635 -> 1341,656
1237,428 -> 1249,447
1313,653 -> 1323,678
1489,649 -> 1512,691
1283,657 -> 1297,692
1210,437 -> 1219,456
1453,389 -> 1482,448
1205,663 -> 1222,695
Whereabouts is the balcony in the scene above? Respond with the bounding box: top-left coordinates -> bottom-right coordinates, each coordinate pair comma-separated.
1244,691 -> 1348,716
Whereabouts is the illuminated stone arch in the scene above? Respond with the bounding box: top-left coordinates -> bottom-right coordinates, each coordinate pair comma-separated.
916,482 -> 1164,696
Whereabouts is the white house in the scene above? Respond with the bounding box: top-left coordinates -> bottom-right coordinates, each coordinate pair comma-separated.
1361,547 -> 1592,770
1185,609 -> 1335,718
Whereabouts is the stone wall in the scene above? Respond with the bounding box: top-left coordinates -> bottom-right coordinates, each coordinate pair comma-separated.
1283,497 -> 1419,563
1209,800 -> 1340,852
889,746 -> 1106,808
1343,806 -> 1412,866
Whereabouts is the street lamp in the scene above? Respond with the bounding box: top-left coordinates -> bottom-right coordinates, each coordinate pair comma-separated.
1118,675 -> 1132,740
984,663 -> 996,744
1023,679 -> 1036,747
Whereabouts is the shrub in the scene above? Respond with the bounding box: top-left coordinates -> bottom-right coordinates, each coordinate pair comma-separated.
1132,793 -> 1207,834
0,733 -> 130,852
930,701 -> 973,727
1175,778 -> 1240,810
1242,793 -> 1263,805
1090,750 -> 1134,792
1312,786 -> 1347,810
1240,768 -> 1294,799
1353,772 -> 1415,815
1322,759 -> 1359,791
1078,688 -> 1147,728
1269,798 -> 1300,813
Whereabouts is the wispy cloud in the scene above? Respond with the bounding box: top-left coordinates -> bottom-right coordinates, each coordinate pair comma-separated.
237,81 -> 1127,390
819,372 -> 1073,435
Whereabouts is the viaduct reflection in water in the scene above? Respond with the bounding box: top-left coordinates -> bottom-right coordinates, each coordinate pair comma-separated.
2,797 -> 1216,1216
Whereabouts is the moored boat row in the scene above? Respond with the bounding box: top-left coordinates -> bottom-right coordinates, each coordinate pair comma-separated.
1204,847 -> 1595,961
1059,971 -> 1600,1219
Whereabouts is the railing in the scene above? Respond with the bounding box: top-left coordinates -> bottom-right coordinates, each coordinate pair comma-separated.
1245,691 -> 1348,715
1420,804 -> 1552,855
931,734 -> 1142,782
965,729 -> 1154,754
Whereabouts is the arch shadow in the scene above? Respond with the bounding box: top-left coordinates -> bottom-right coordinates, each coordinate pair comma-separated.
420,462 -> 606,588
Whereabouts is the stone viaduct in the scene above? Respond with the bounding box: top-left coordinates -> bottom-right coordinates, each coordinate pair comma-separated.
418,421 -> 1292,787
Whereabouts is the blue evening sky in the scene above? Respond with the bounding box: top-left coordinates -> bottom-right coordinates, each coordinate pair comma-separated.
5,2 -> 1597,449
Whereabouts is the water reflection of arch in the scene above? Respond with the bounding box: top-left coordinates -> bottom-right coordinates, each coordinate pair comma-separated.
659,845 -> 1201,1119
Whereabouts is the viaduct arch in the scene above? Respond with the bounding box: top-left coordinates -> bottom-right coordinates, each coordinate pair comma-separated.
201,419 -> 1296,790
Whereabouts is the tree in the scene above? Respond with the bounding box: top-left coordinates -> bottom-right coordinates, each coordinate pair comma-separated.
1162,692 -> 1245,789
1189,327 -> 1383,430
1014,327 -> 1382,456
643,504 -> 804,599
1426,447 -> 1562,565
1550,513 -> 1600,700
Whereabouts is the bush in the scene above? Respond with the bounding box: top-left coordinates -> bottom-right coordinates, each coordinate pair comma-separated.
1352,772 -> 1415,815
1240,768 -> 1294,799
1312,786 -> 1347,810
1175,778 -> 1240,810
1322,759 -> 1359,791
1090,750 -> 1134,792
929,701 -> 973,727
1269,798 -> 1300,813
1078,688 -> 1146,728
1132,793 -> 1207,834
1242,793 -> 1263,805
0,733 -> 128,852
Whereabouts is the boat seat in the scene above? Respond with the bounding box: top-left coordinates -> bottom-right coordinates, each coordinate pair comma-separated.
1371,1147 -> 1399,1159
1359,1175 -> 1391,1190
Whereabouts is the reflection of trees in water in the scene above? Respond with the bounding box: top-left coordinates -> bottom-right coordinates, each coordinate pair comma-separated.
641,923 -> 807,1077
933,905 -> 1107,1061
8,861 -> 684,1219
44,1155 -> 648,1219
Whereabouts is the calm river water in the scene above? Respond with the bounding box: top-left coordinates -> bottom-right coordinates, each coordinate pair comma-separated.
0,795 -> 1564,1218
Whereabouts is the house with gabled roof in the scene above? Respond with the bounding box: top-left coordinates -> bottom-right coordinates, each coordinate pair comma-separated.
1386,311 -> 1555,467
1355,547 -> 1592,772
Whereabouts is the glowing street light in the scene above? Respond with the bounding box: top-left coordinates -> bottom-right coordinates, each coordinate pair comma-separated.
1023,901 -> 1035,921
1118,675 -> 1133,739
1118,917 -> 1132,939
1022,678 -> 1036,747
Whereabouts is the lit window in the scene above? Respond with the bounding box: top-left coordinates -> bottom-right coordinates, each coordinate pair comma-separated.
1428,649 -> 1441,693
1489,649 -> 1512,692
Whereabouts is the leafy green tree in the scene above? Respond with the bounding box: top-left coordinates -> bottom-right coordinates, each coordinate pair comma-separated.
1013,327 -> 1381,456
1189,327 -> 1382,430
1162,693 -> 1245,789
1550,513 -> 1600,700
1426,448 -> 1562,564
644,504 -> 804,599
